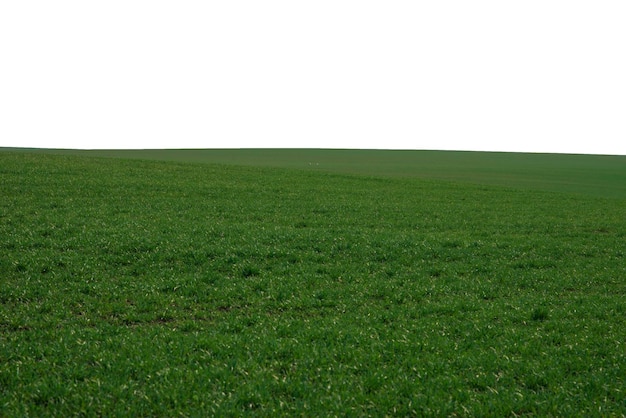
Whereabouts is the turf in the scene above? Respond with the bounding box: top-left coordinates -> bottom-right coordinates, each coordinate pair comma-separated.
1,150 -> 625,416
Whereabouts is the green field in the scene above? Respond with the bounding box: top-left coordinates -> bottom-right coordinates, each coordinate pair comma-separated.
7,147 -> 626,198
1,149 -> 625,416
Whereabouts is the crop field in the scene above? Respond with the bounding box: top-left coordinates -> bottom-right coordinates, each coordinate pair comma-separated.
8,147 -> 626,199
1,149 -> 625,416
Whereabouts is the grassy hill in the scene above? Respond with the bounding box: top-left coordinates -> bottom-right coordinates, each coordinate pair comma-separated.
4,147 -> 626,198
1,150 -> 624,416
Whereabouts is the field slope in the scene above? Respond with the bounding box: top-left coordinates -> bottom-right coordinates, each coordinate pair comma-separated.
1,150 -> 625,416
4,147 -> 626,198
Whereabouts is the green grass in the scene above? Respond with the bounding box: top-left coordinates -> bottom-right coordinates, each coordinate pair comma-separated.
5,147 -> 626,198
1,150 -> 625,416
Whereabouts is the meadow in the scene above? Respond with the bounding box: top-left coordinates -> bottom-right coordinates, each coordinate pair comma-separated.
1,149 -> 625,416
9,147 -> 626,198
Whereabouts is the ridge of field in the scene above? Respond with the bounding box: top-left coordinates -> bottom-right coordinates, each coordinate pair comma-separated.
3,147 -> 626,198
1,151 -> 625,416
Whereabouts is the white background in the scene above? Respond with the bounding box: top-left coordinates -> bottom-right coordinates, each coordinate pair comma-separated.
1,1 -> 625,154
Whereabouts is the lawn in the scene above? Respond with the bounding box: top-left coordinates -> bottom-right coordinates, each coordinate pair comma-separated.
1,150 -> 625,416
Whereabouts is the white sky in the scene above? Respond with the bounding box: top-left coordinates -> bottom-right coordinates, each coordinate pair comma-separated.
1,1 -> 625,154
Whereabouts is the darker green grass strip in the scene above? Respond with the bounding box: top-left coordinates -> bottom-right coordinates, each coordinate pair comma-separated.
3,147 -> 626,198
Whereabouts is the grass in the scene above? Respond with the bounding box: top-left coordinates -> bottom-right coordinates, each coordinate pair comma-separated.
5,147 -> 626,199
1,150 -> 625,416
